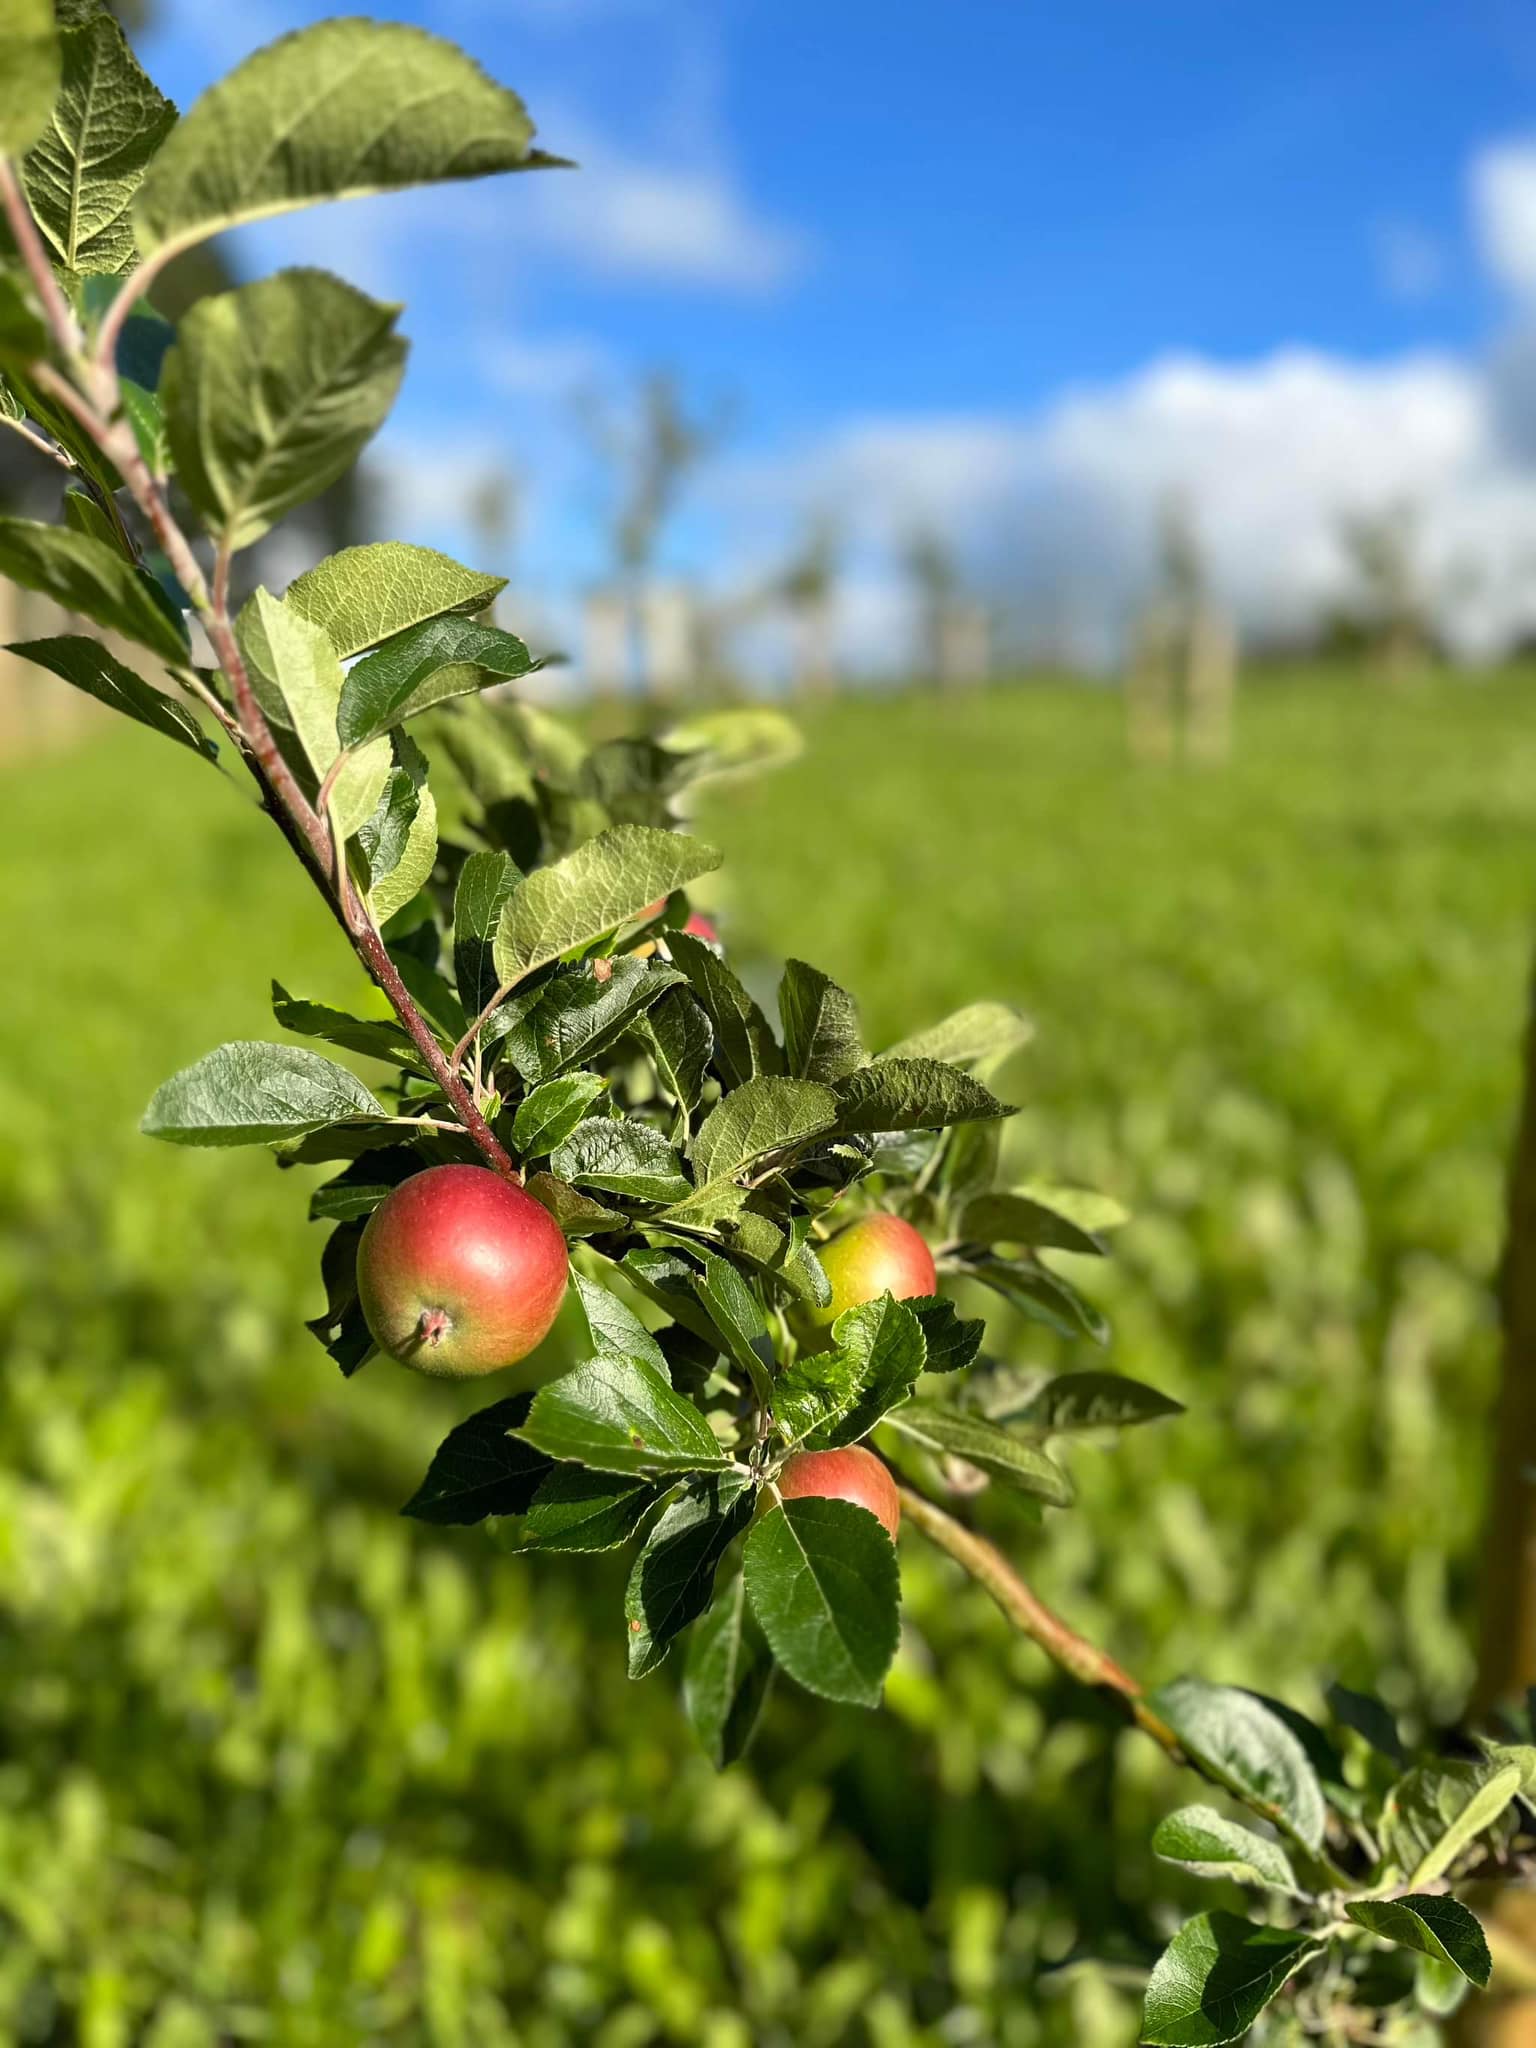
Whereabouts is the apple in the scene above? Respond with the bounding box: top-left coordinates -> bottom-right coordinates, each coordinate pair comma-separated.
799,1212 -> 937,1346
683,911 -> 718,942
777,1445 -> 900,1541
355,1163 -> 568,1377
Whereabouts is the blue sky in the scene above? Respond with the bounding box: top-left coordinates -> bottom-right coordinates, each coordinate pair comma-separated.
135,0 -> 1536,666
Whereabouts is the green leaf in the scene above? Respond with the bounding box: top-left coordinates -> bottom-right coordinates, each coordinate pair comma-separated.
501,956 -> 683,1085
515,1354 -> 730,1478
59,483 -> 117,547
1381,1758 -> 1523,1886
119,379 -> 170,476
832,1058 -> 1012,1134
133,18 -> 553,262
524,1171 -> 626,1238
0,265 -> 47,371
355,758 -> 420,891
0,516 -> 186,660
9,635 -> 214,760
1149,1679 -> 1328,1853
21,4 -> 174,274
665,927 -> 783,1086
304,1219 -> 374,1375
1011,1371 -> 1184,1433
551,1118 -> 691,1204
369,783 -> 436,926
640,988 -> 713,1123
0,0 -> 60,158
270,980 -> 416,1067
571,1268 -> 669,1373
497,1466 -> 661,1554
778,960 -> 867,1082
743,1497 -> 900,1709
690,1247 -> 773,1401
883,1001 -> 1033,1071
1142,1913 -> 1318,2047
1345,1897 -> 1490,1988
284,541 -> 505,660
453,849 -> 520,1018
400,1394 -> 551,1525
511,1073 -> 607,1159
774,1295 -> 927,1452
906,1295 -> 983,1374
236,588 -> 390,839
161,269 -> 406,550
337,614 -> 542,748
493,825 -> 722,986
142,1040 -> 386,1147
621,1249 -> 726,1350
959,1190 -> 1111,1257
684,1571 -> 774,1769
881,1401 -> 1074,1504
963,1252 -> 1110,1345
625,1474 -> 755,1678
1151,1806 -> 1300,1894
691,1076 -> 836,1183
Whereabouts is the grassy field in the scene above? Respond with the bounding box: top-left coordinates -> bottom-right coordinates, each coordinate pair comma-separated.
2,669 -> 1533,2046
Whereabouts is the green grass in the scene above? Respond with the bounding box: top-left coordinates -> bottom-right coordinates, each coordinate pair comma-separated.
2,670 -> 1532,2046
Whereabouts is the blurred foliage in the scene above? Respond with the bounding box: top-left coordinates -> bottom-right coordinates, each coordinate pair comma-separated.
0,669 -> 1529,2044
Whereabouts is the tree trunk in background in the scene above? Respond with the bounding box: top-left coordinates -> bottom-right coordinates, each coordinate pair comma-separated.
1452,972 -> 1536,2043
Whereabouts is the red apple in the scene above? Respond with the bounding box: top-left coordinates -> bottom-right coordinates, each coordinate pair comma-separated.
799,1212 -> 937,1345
355,1164 -> 568,1378
683,911 -> 718,942
778,1445 -> 900,1541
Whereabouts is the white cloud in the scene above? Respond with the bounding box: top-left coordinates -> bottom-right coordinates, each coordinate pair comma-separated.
478,330 -> 613,398
1472,140 -> 1536,298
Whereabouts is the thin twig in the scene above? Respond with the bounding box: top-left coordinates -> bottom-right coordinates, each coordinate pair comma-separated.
0,410 -> 73,468
0,159 -> 81,355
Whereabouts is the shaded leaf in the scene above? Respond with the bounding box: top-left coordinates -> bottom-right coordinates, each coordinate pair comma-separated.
960,1189 -> 1111,1257
1142,1913 -> 1318,2047
963,1251 -> 1109,1344
625,1474 -> 754,1677
10,635 -> 214,760
1149,1679 -> 1327,1853
337,613 -> 542,748
906,1295 -> 984,1374
690,1246 -> 773,1402
524,1171 -> 626,1238
498,1466 -> 661,1554
1381,1758 -> 1522,1887
270,980 -> 416,1066
0,0 -> 59,159
1012,1371 -> 1184,1433
512,1073 -> 607,1159
666,927 -> 782,1086
571,1268 -> 669,1374
453,848 -> 520,1018
502,956 -> 682,1085
303,1219 -> 373,1375
882,1400 -> 1073,1504
778,959 -> 867,1082
1345,1896 -> 1490,1988
684,1570 -> 774,1769
0,516 -> 186,660
400,1394 -> 550,1524
641,987 -> 713,1123
551,1117 -> 691,1204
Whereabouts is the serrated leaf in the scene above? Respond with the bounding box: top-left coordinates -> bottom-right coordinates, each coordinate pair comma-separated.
355,758 -> 420,890
142,1040 -> 386,1146
959,1190 -> 1111,1256
550,1117 -> 691,1204
690,1247 -> 773,1402
369,783 -> 436,925
1151,1806 -> 1300,1894
684,1570 -> 774,1769
1011,1371 -> 1184,1433
882,1400 -> 1074,1503
0,0 -> 60,159
793,1295 -> 927,1450
134,18 -> 553,261
665,927 -> 782,1086
621,1249 -> 725,1349
571,1268 -> 669,1374
0,517 -> 186,660
778,959 -> 867,1082
337,614 -> 542,748
162,269 -> 405,550
1382,1758 -> 1523,1886
906,1295 -> 983,1374
515,1353 -> 730,1477
493,825 -> 722,986
512,1074 -> 607,1159
453,849 -> 520,1018
237,588 -> 390,838
692,1075 -> 836,1183
833,1057 -> 1012,1134
641,987 -> 713,1125
625,1474 -> 755,1678
1142,1913 -> 1318,2047
497,1466 -> 661,1554
270,980 -> 416,1066
1149,1679 -> 1328,1853
744,1497 -> 900,1709
21,5 -> 174,274
883,1001 -> 1033,1070
400,1394 -> 551,1524
9,635 -> 214,760
963,1251 -> 1110,1344
1345,1897 -> 1490,1988
284,541 -> 505,660
1325,1684 -> 1406,1763
524,1171 -> 625,1238
502,956 -> 683,1085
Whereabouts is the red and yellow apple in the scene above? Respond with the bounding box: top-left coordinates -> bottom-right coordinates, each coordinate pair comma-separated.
798,1212 -> 937,1347
778,1445 -> 900,1541
355,1164 -> 568,1377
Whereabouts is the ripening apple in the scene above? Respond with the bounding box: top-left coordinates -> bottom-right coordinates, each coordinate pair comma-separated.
356,1164 -> 568,1377
777,1445 -> 901,1541
798,1212 -> 937,1347
683,911 -> 718,942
